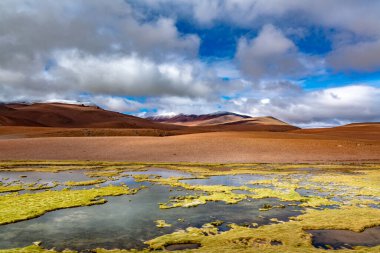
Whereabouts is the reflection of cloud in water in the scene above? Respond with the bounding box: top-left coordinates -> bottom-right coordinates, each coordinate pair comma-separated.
51,210 -> 89,223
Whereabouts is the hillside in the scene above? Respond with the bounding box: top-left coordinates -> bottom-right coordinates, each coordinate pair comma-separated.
0,103 -> 181,130
148,112 -> 251,126
149,112 -> 298,131
0,103 -> 299,137
294,122 -> 380,141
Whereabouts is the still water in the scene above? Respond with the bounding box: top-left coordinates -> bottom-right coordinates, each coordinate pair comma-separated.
0,169 -> 302,251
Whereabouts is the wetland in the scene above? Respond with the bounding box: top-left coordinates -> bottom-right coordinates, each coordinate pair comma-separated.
0,161 -> 379,252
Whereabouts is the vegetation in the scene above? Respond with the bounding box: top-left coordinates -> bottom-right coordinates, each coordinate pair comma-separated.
0,161 -> 380,252
0,185 -> 138,225
142,207 -> 380,252
155,220 -> 172,228
133,175 -> 338,209
64,179 -> 106,186
0,184 -> 24,193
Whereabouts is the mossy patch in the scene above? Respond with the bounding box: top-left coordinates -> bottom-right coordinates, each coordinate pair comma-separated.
155,220 -> 172,228
144,206 -> 380,252
0,184 -> 24,193
64,179 -> 106,186
0,185 -> 138,225
0,245 -> 76,253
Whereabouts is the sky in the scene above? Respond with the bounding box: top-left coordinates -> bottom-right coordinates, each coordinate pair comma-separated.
1,0 -> 380,127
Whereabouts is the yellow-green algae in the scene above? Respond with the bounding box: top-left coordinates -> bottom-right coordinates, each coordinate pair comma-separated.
133,175 -> 338,209
64,179 -> 106,186
62,207 -> 380,252
85,170 -> 122,178
0,245 -> 76,253
0,182 -> 59,193
0,184 -> 24,193
310,170 -> 380,197
27,182 -> 59,191
2,160 -> 379,174
141,206 -> 380,253
0,185 -> 138,225
155,219 -> 172,228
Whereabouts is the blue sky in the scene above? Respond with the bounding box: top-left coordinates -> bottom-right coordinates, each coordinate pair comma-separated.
1,0 -> 380,127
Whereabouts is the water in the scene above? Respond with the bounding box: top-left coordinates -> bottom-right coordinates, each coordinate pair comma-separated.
0,170 -> 91,184
125,168 -> 194,178
0,184 -> 302,251
0,170 -> 303,251
180,174 -> 272,186
308,227 -> 380,249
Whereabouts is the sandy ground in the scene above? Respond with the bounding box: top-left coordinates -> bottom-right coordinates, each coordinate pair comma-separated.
0,131 -> 379,163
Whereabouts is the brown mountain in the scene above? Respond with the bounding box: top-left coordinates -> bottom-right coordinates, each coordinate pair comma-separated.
148,112 -> 298,131
148,112 -> 251,126
294,122 -> 380,141
0,103 -> 299,138
0,102 -> 181,130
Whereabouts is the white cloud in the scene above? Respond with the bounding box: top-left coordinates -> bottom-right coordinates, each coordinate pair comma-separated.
235,85 -> 380,126
88,96 -> 144,112
136,0 -> 380,38
136,0 -> 380,73
327,40 -> 380,72
48,50 -> 213,97
236,24 -> 318,79
0,68 -> 25,83
147,96 -> 219,116
148,84 -> 380,127
0,49 -> 217,102
0,0 -> 203,102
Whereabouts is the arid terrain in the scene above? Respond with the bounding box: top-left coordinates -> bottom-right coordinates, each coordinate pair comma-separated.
0,103 -> 379,163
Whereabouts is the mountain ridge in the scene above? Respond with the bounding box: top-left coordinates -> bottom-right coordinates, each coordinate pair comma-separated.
0,102 -> 299,133
147,111 -> 291,127
0,102 -> 182,130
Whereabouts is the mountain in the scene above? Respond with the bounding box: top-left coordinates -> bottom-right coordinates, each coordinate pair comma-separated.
148,112 -> 298,131
148,111 -> 252,126
0,103 -> 298,135
294,122 -> 380,141
149,112 -> 289,126
0,102 -> 181,130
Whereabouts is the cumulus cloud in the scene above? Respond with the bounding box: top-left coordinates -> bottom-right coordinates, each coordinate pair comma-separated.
144,84 -> 380,127
88,96 -> 144,112
327,40 -> 380,72
227,85 -> 380,126
0,0 -> 208,102
236,24 -> 319,79
0,50 -> 215,101
48,50 -> 213,97
1,0 -> 380,127
136,0 -> 380,73
0,0 -> 199,61
147,96 -> 219,116
135,0 -> 380,37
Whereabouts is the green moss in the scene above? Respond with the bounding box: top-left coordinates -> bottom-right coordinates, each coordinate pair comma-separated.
0,185 -> 138,225
144,206 -> 380,252
155,220 -> 172,228
0,184 -> 24,193
94,249 -> 148,253
27,182 -> 59,191
64,179 -> 106,186
85,170 -> 121,178
0,245 -> 76,253
134,175 -> 337,209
